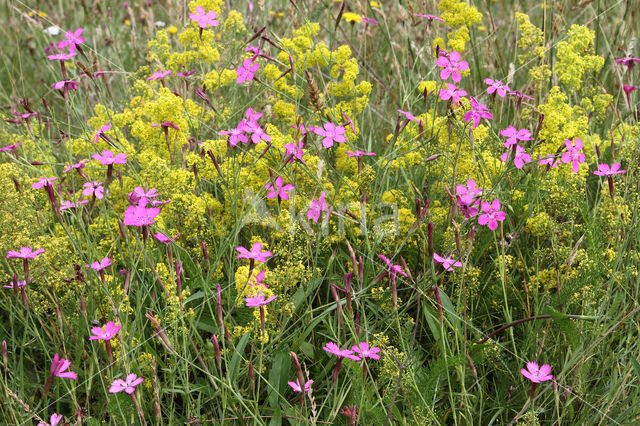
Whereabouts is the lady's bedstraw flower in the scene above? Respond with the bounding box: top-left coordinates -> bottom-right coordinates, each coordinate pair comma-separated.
484,78 -> 511,97
439,83 -> 467,105
312,122 -> 347,148
561,138 -> 586,173
307,191 -> 328,223
436,50 -> 469,83
499,126 -> 532,148
478,199 -> 506,231
236,59 -> 260,84
501,145 -> 532,169
189,6 -> 219,28
265,176 -> 294,200
464,97 -> 493,128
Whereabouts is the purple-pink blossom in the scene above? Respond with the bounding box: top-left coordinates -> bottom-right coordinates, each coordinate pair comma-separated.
245,293 -> 277,307
288,378 -> 314,393
307,191 -> 328,223
147,70 -> 172,81
521,362 -> 553,383
51,80 -> 79,91
484,78 -> 511,97
323,342 -> 361,360
123,200 -> 161,226
560,139 -> 586,173
82,181 -> 105,199
456,179 -> 482,218
312,122 -> 347,148
265,176 -> 294,200
436,50 -> 469,83
433,253 -> 463,271
92,150 -> 128,166
439,83 -> 467,105
501,145 -> 532,169
6,247 -> 45,259
32,177 -> 57,190
236,242 -> 272,263
283,141 -> 305,163
478,199 -> 506,231
236,59 -> 260,84
499,126 -> 532,148
346,150 -> 376,157
86,257 -> 112,272
109,373 -> 144,394
219,120 -> 249,146
189,6 -> 219,28
50,353 -> 77,380
57,28 -> 84,49
593,163 -> 626,176
38,413 -> 63,426
351,342 -> 381,360
153,232 -> 180,244
89,321 -> 121,340
464,97 -> 493,128
378,254 -> 408,286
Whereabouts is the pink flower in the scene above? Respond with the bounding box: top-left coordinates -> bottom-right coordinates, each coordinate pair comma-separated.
362,17 -> 378,24
236,242 -> 272,263
89,321 -> 121,340
615,57 -> 640,71
351,342 -> 381,360
307,191 -> 328,223
433,253 -> 463,271
32,177 -> 57,189
323,342 -> 361,360
57,28 -> 84,49
245,121 -> 271,144
50,353 -> 77,380
47,45 -> 77,61
86,257 -> 112,272
439,83 -> 467,105
478,199 -> 506,231
345,150 -> 376,157
0,143 -> 21,152
265,176 -> 294,200
147,70 -> 172,81
508,90 -> 535,101
623,84 -> 637,95
484,78 -> 511,98
560,138 -> 586,173
312,122 -> 347,148
283,141 -> 305,164
93,122 -> 111,144
82,181 -> 105,199
436,50 -> 469,83
521,362 -> 553,383
92,150 -> 128,165
6,247 -> 45,259
464,97 -> 493,128
38,413 -> 63,426
153,232 -> 180,244
397,109 -> 421,123
499,126 -> 532,148
501,145 -> 531,169
378,254 -> 408,286
60,200 -> 88,211
51,80 -> 79,91
245,293 -> 277,307
129,187 -> 159,205
123,200 -> 161,226
245,108 -> 263,123
414,14 -> 445,23
4,279 -> 30,289
593,163 -> 626,176
64,160 -> 89,173
109,373 -> 144,394
538,154 -> 558,167
189,6 -> 219,28
288,378 -> 314,393
456,179 -> 482,218
151,121 -> 180,130
219,120 -> 249,146
236,59 -> 260,84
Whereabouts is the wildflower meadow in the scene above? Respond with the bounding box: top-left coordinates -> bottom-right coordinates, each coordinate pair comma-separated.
1,0 -> 640,424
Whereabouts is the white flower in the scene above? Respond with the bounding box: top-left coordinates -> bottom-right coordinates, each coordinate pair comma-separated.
154,21 -> 166,27
43,25 -> 61,36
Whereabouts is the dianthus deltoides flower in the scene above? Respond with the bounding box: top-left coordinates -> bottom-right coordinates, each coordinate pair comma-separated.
324,342 -> 360,385
123,199 -> 161,227
109,373 -> 144,394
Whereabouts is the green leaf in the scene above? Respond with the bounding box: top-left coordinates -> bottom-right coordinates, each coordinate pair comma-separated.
268,351 -> 291,409
544,306 -> 579,349
229,332 -> 251,384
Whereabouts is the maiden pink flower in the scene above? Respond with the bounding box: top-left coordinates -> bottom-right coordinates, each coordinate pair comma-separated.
560,138 -> 586,173
312,122 -> 347,148
501,145 -> 532,169
346,150 -> 376,157
433,253 -> 463,271
397,109 -> 422,123
283,141 -> 305,164
351,342 -> 381,360
60,200 -> 88,211
464,97 -> 493,128
6,247 -> 45,259
478,199 -> 506,231
51,80 -> 79,91
439,83 -> 467,105
82,181 -> 105,199
32,177 -> 57,190
414,14 -> 445,23
593,163 -> 626,176
219,120 -> 249,146
153,232 -> 180,244
436,50 -> 469,83
288,378 -> 314,393
521,362 -> 553,383
323,342 -> 361,361
64,160 -> 89,173
307,191 -> 328,223
86,257 -> 112,272
484,78 -> 511,97
129,187 -> 159,205
47,45 -> 76,61
456,179 -> 482,218
3,279 -> 30,289
92,150 -> 128,165
499,126 -> 532,148
50,353 -> 77,380
236,59 -> 260,84
38,413 -> 63,426
89,321 -> 121,340
93,122 -> 111,144
123,200 -> 161,226
245,121 -> 271,144
57,28 -> 84,49
147,70 -> 172,81
265,176 -> 294,200
189,6 -> 219,28
236,242 -> 272,263
109,373 -> 144,394
378,254 -> 408,286
245,293 -> 277,307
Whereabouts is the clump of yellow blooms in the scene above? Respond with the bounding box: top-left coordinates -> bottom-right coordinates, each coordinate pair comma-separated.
515,13 -> 551,88
437,0 -> 482,52
555,25 -> 604,91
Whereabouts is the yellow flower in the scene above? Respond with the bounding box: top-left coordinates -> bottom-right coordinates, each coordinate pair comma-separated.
342,12 -> 363,23
168,25 -> 178,35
